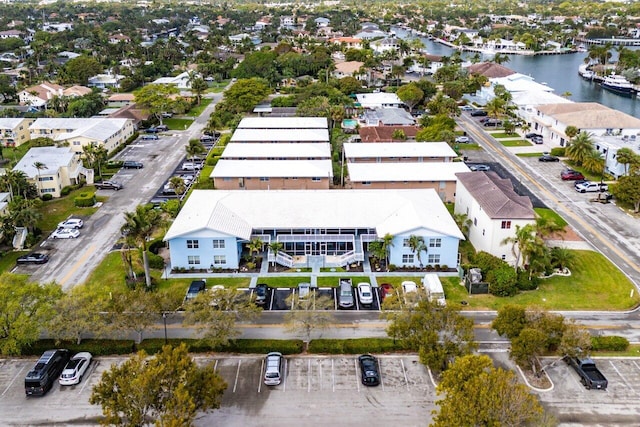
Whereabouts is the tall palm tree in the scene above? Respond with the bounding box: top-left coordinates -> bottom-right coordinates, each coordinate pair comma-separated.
168,176 -> 186,195
615,147 -> 638,176
121,205 -> 162,289
566,132 -> 594,166
407,235 -> 427,267
485,97 -> 506,120
380,233 -> 395,268
453,213 -> 472,237
268,241 -> 284,266
501,224 -> 536,270
32,162 -> 47,196
185,140 -> 206,162
582,149 -> 604,175
247,238 -> 264,262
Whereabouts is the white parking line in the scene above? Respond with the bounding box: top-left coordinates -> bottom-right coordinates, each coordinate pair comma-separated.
355,359 -> 360,393
401,359 -> 409,390
214,359 -> 218,371
333,288 -> 337,310
319,360 -> 323,391
282,358 -> 287,392
633,360 -> 640,372
331,359 -> 335,392
78,361 -> 99,395
379,360 -> 385,391
232,360 -> 241,393
610,361 -> 639,396
257,359 -> 264,393
2,364 -> 26,396
308,359 -> 311,393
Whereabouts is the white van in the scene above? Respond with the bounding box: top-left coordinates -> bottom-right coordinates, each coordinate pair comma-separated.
422,273 -> 446,306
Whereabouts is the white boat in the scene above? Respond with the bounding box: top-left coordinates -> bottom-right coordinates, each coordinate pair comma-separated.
601,74 -> 634,95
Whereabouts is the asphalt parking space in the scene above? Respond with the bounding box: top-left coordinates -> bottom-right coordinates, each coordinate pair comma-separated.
317,287 -> 336,309
270,288 -> 293,310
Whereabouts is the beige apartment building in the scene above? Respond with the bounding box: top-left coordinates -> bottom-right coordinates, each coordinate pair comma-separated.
0,118 -> 35,147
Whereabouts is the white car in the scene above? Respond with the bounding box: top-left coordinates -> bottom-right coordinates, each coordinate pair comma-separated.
575,181 -> 608,193
57,218 -> 83,229
59,352 -> 92,386
455,136 -> 471,143
51,228 -> 80,239
401,281 -> 418,294
357,282 -> 374,306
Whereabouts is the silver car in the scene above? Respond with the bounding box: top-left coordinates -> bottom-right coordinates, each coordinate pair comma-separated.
264,352 -> 283,386
338,280 -> 354,309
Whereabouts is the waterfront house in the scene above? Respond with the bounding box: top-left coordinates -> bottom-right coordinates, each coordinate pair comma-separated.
163,189 -> 464,270
455,171 -> 536,266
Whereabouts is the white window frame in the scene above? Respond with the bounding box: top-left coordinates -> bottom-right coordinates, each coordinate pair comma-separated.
187,255 -> 200,265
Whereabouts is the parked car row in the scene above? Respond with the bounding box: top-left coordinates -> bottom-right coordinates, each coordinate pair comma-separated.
25,349 -> 93,396
262,352 -> 380,387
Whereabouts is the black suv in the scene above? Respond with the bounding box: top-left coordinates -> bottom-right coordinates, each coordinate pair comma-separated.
358,354 -> 380,386
470,109 -> 488,117
123,161 -> 144,169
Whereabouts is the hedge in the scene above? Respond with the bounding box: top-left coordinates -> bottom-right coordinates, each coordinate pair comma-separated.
22,339 -> 136,356
308,338 -> 409,354
138,339 -> 304,355
591,335 -> 629,352
74,192 -> 96,207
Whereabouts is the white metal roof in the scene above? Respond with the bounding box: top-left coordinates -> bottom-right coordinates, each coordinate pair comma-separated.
0,118 -> 26,129
348,162 -> 471,182
164,189 -> 464,241
13,147 -> 76,178
355,92 -> 403,108
30,118 -> 131,142
211,160 -> 333,178
230,128 -> 329,143
237,117 -> 328,129
221,143 -> 331,159
344,142 -> 457,159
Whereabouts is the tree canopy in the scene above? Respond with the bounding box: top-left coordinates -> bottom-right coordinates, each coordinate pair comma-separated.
90,344 -> 227,426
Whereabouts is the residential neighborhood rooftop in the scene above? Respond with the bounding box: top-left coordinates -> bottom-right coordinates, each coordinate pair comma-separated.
230,128 -> 330,143
211,159 -> 333,178
221,143 -> 331,158
237,116 -> 328,129
343,142 -> 457,158
13,147 -> 76,178
347,161 -> 471,181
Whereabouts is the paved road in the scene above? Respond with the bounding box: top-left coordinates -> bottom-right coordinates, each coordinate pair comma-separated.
19,93 -> 223,289
459,114 -> 640,291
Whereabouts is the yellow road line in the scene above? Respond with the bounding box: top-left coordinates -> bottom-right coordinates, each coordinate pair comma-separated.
59,243 -> 96,287
472,124 -> 640,275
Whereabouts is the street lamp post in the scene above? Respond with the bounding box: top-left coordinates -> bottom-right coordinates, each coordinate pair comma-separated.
162,312 -> 168,344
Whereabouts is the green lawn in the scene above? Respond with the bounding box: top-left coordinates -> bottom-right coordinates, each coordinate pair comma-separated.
208,81 -> 230,92
258,276 -> 311,287
185,98 -> 212,117
441,250 -> 640,311
317,276 -> 373,287
490,132 -> 520,139
517,152 -> 546,158
593,344 -> 640,357
455,143 -> 482,151
37,189 -> 106,232
0,252 -> 28,272
499,139 -> 532,147
2,143 -> 32,167
163,118 -> 194,130
534,207 -> 568,227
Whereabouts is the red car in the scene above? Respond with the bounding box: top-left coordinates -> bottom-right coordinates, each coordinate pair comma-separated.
379,283 -> 393,301
561,170 -> 585,181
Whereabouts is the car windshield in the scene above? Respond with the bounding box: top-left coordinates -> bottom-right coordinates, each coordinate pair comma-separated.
266,372 -> 279,378
341,290 -> 351,297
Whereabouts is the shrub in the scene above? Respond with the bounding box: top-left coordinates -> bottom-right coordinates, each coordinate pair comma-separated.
308,338 -> 406,354
550,147 -> 566,157
487,265 -> 518,297
22,339 -> 135,356
41,193 -> 53,201
138,339 -> 303,355
472,251 -> 507,272
148,238 -> 165,255
60,186 -> 74,196
147,251 -> 165,269
74,192 -> 96,207
591,335 -> 629,352
516,269 -> 538,291
106,160 -> 124,169
387,263 -> 397,271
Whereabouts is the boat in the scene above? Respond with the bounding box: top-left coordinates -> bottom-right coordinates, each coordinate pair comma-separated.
600,74 -> 634,95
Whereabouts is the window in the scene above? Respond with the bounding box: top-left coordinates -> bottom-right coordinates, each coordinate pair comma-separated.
428,254 -> 440,264
402,254 -> 414,263
187,255 -> 200,265
473,218 -> 477,226
41,188 -> 55,193
501,221 -> 511,229
362,181 -> 371,185
38,176 -> 53,181
312,177 -> 321,182
212,239 -> 225,249
260,177 -> 269,182
429,238 -> 441,248
213,255 -> 226,265
186,239 -> 199,249
402,238 -> 410,247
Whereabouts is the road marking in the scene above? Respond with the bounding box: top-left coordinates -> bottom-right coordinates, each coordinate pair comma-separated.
610,361 -> 639,396
331,358 -> 335,392
401,359 -> 409,390
282,358 -> 287,392
214,359 -> 218,371
379,358 -> 385,391
59,243 -> 97,287
633,361 -> 640,372
319,359 -> 323,391
355,359 -> 360,393
257,359 -> 263,393
78,361 -> 98,395
308,359 -> 311,393
232,359 -> 241,393
2,364 -> 25,396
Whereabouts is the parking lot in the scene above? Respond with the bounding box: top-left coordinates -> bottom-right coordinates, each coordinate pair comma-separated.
258,286 -> 381,311
4,354 -> 640,425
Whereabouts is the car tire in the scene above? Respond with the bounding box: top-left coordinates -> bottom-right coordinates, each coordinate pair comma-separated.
580,190 -> 586,193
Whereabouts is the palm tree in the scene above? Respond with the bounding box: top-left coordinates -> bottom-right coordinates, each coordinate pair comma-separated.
566,132 -> 594,166
407,235 -> 427,267
453,213 -> 472,237
582,149 -> 604,175
168,176 -> 186,195
121,205 -> 162,289
501,224 -> 536,270
535,216 -> 565,240
247,238 -> 264,262
615,147 -> 638,176
186,140 -> 206,162
32,162 -> 47,196
380,233 -> 395,268
190,77 -> 209,105
268,241 -> 284,266
485,97 -> 506,120
550,247 -> 575,271
564,125 -> 579,139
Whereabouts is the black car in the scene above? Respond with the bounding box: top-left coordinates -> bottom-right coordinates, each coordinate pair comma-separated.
525,133 -> 543,139
17,253 -> 49,265
185,280 -> 206,301
145,127 -> 158,133
156,124 -> 169,131
358,354 -> 380,386
203,130 -> 221,137
122,160 -> 144,169
539,154 -> 560,162
470,109 -> 488,117
254,283 -> 269,306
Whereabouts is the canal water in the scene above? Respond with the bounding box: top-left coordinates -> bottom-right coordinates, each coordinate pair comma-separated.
394,27 -> 640,118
